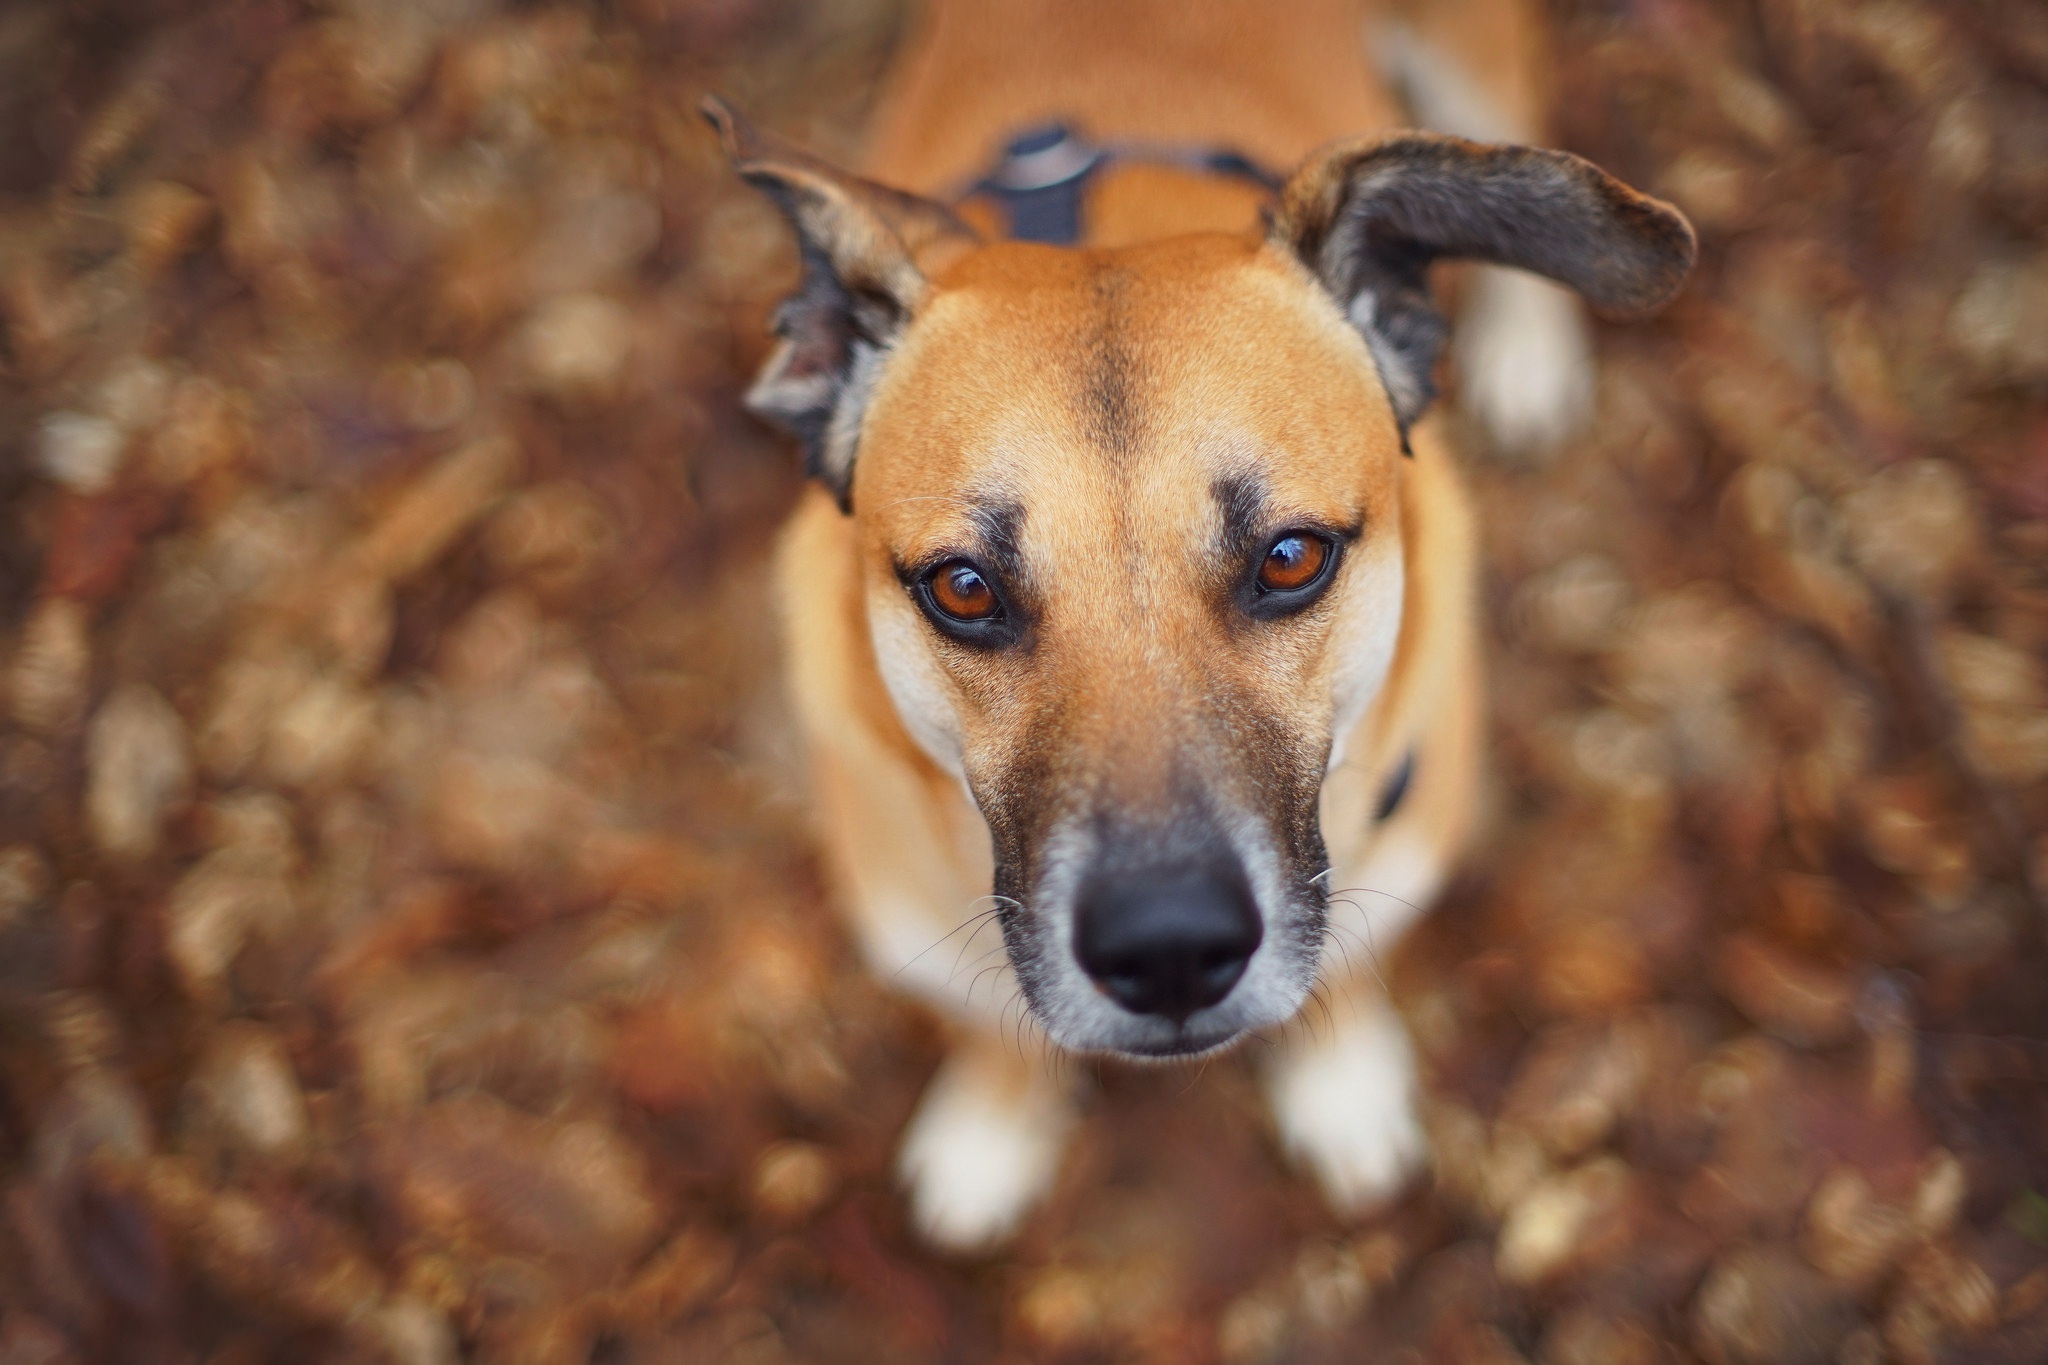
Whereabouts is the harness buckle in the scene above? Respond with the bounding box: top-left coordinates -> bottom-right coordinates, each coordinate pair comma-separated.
961,123 -> 1282,246
975,124 -> 1103,244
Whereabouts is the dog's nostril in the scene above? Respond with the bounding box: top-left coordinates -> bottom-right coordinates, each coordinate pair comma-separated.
1073,860 -> 1263,1024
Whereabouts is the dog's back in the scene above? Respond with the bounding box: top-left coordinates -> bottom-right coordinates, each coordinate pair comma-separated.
864,0 -> 1398,210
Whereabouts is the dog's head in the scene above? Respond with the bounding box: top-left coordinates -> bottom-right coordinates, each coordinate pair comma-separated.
706,98 -> 1692,1058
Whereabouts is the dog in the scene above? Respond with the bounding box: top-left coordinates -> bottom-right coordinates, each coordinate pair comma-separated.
706,0 -> 1694,1251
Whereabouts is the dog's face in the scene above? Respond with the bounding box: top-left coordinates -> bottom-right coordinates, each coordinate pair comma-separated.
853,237 -> 1407,1055
703,98 -> 1694,1058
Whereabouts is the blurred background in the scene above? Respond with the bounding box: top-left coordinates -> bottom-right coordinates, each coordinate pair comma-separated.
1,0 -> 2046,1361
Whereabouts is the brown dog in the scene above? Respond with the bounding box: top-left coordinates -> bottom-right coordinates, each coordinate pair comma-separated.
709,0 -> 1693,1250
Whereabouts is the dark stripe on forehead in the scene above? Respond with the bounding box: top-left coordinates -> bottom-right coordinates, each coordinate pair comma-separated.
1082,264 -> 1140,459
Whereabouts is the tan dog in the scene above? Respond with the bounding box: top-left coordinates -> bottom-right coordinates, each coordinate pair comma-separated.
708,0 -> 1693,1251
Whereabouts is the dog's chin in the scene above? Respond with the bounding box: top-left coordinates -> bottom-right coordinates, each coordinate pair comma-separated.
1050,1021 -> 1248,1062
1037,997 -> 1292,1062
1109,1028 -> 1248,1062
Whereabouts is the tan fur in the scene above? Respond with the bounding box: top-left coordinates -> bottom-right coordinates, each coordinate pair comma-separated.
777,250 -> 1477,979
735,0 -> 1689,1244
782,0 -> 1485,1002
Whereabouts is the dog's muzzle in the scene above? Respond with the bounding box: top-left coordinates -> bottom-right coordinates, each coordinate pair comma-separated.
1072,852 -> 1264,1024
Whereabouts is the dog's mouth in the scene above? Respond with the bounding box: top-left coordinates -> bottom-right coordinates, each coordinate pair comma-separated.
1106,1022 -> 1250,1060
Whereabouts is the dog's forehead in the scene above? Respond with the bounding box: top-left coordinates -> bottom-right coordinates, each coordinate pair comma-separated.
854,234 -> 1402,554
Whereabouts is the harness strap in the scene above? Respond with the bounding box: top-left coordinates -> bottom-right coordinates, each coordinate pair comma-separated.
1374,750 -> 1417,823
959,123 -> 1284,245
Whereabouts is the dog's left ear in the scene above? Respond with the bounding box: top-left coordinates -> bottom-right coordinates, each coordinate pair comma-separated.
1271,133 -> 1695,446
703,95 -> 980,507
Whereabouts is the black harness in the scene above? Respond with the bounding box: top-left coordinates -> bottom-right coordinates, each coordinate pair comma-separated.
1375,750 -> 1415,823
959,123 -> 1284,245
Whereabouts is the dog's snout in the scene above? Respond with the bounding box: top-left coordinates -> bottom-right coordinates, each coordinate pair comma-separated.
1073,859 -> 1263,1023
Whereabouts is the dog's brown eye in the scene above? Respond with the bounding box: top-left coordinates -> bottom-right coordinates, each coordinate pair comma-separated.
1258,534 -> 1330,593
928,562 -> 999,621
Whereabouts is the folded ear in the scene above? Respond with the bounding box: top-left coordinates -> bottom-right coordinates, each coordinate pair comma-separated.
702,94 -> 980,506
1270,133 -> 1695,445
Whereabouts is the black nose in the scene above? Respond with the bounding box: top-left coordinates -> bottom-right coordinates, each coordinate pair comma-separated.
1072,858 -> 1264,1023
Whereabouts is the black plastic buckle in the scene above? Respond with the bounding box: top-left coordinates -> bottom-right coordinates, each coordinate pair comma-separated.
971,123 -> 1104,245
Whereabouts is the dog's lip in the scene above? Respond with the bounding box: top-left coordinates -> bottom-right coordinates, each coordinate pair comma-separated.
1094,1024 -> 1246,1062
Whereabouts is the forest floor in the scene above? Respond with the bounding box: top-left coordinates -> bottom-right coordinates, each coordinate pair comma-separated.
1,0 -> 2046,1361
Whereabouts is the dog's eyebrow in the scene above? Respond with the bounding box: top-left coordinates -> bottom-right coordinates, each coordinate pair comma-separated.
1212,474 -> 1368,558
1212,474 -> 1269,564
968,500 -> 1029,587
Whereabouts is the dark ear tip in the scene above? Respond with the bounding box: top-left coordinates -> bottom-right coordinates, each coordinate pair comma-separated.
1610,193 -> 1700,317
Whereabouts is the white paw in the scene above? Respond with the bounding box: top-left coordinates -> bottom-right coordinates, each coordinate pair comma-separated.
897,1049 -> 1076,1252
1267,1006 -> 1430,1216
1458,267 -> 1594,458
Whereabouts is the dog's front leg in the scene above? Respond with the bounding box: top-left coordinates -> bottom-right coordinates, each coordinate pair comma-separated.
897,1027 -> 1080,1251
1455,266 -> 1595,456
1265,983 -> 1429,1215
1265,801 -> 1464,1214
1268,764 -> 1444,1215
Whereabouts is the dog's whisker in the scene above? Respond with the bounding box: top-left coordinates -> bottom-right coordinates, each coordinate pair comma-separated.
1320,890 -> 1399,993
1321,920 -> 1359,979
1002,988 -> 1031,1060
946,913 -> 1008,982
894,897 -> 1007,979
1320,915 -> 1374,954
965,954 -> 1012,1002
1310,981 -> 1335,1038
1325,884 -> 1425,918
1041,1037 -> 1071,1087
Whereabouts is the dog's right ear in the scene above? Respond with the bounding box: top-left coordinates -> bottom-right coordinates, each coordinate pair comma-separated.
1270,133 -> 1695,448
702,95 -> 979,509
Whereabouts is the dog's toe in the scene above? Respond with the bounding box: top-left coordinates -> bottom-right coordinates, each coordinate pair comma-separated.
1458,266 -> 1594,460
1267,1004 -> 1430,1216
897,1048 -> 1076,1252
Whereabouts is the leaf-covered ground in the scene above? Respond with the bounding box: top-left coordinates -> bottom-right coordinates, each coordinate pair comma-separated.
1,1 -> 2045,1361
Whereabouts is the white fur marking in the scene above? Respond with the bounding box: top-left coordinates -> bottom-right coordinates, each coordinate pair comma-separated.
1267,1002 -> 1429,1215
1459,267 -> 1594,457
1325,541 -> 1406,774
820,339 -> 887,488
898,1053 -> 1076,1252
869,597 -> 970,778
